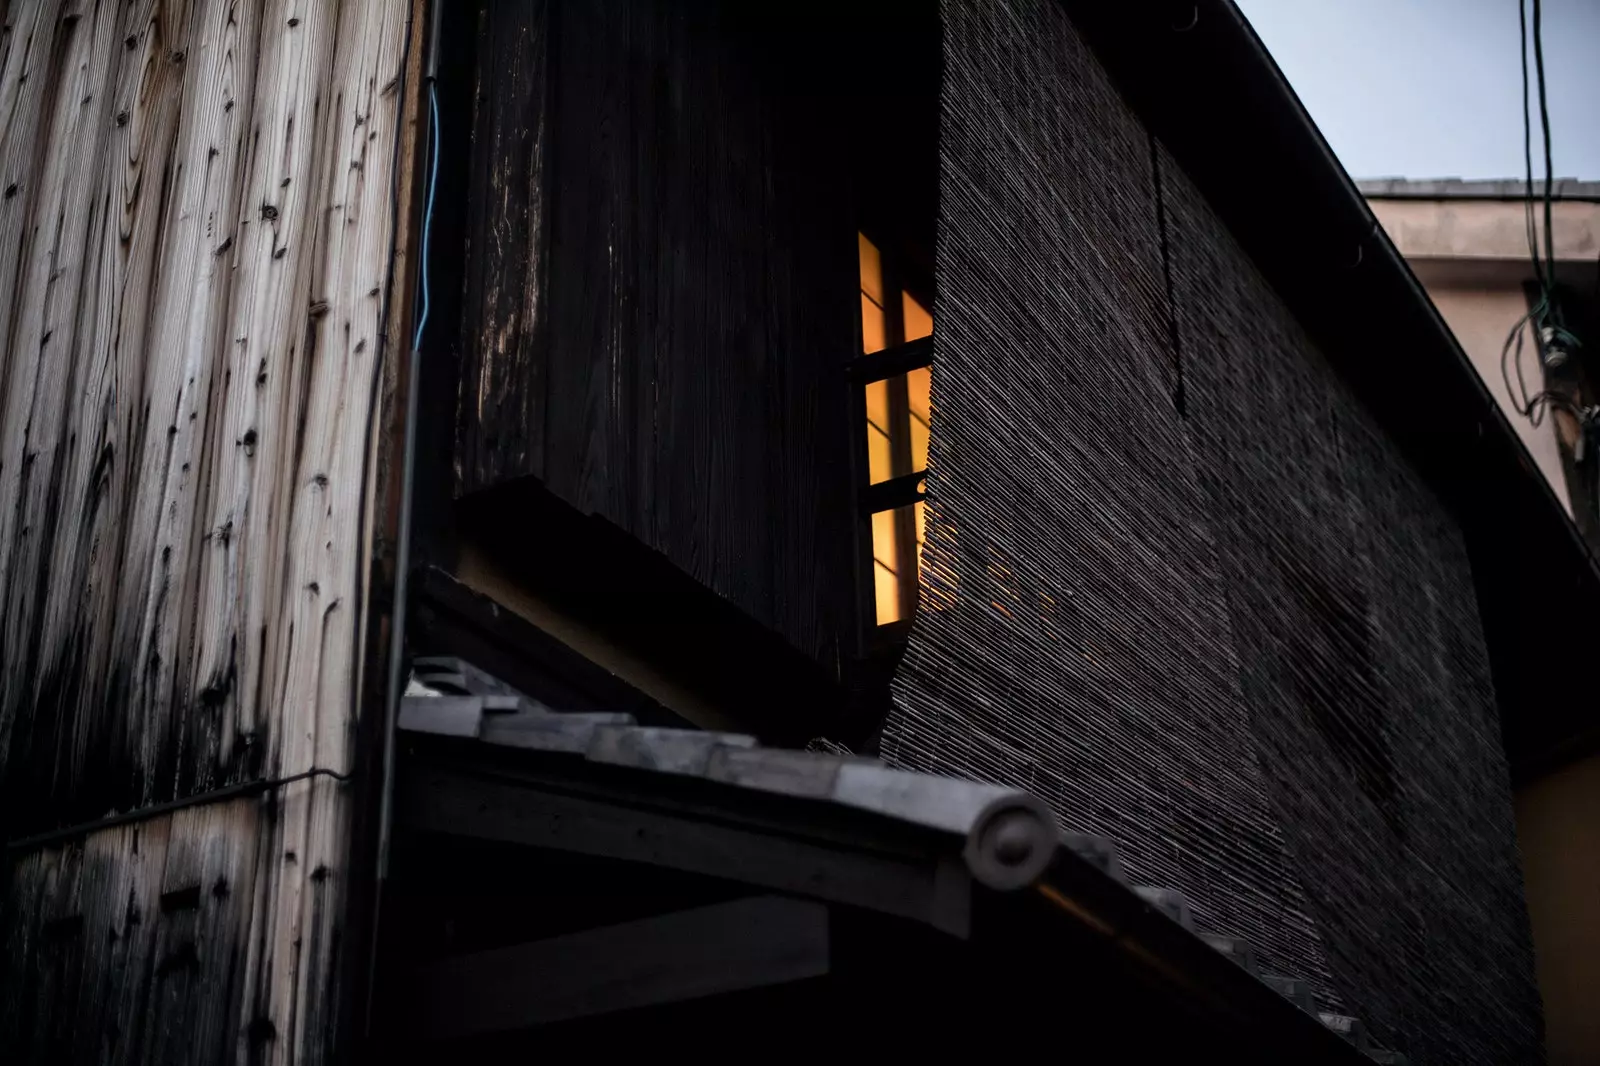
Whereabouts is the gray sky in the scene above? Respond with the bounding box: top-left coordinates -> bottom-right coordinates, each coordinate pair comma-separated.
1235,0 -> 1600,181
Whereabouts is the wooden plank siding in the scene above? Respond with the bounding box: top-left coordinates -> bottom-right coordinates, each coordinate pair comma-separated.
0,0 -> 414,1061
452,0 -> 863,670
453,0 -> 549,492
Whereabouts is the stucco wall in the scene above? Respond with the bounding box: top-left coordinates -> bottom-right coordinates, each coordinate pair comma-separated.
1515,753 -> 1600,1066
1369,197 -> 1600,264
1425,285 -> 1573,513
1367,195 -> 1600,515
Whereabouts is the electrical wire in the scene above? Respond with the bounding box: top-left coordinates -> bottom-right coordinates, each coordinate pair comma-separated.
1501,309 -> 1586,429
1519,0 -> 1547,298
1516,0 -> 1578,340
413,83 -> 441,351
5,767 -> 354,853
356,3 -> 419,1043
379,77 -> 442,887
1531,0 -> 1557,296
1510,0 -> 1586,435
1502,310 -> 1540,420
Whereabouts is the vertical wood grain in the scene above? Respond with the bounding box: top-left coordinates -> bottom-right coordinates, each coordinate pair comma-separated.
0,0 -> 68,397
460,0 -> 860,668
186,0 -> 328,803
0,0 -> 412,1062
0,0 -> 120,805
35,0 -> 188,814
113,0 -> 258,803
454,0 -> 549,493
250,1 -> 407,1057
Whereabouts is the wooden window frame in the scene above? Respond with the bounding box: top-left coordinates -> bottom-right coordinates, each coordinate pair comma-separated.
849,234 -> 935,646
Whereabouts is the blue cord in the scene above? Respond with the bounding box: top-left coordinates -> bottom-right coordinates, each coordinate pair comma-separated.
413,82 -> 441,351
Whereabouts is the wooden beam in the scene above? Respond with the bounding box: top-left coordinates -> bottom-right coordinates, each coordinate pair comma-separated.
409,896 -> 829,1037
397,759 -> 973,936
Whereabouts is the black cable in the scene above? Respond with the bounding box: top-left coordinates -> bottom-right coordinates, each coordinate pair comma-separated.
1527,391 -> 1584,429
1501,310 -> 1551,424
1500,306 -> 1585,430
1531,0 -> 1557,301
1519,0 -> 1548,297
1502,310 -> 1533,415
1525,3 -> 1600,523
4,767 -> 354,853
1510,0 -> 1586,419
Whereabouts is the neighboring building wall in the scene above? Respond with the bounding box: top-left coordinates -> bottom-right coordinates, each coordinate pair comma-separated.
0,1 -> 411,1061
1516,751 -> 1600,1066
1364,189 -> 1600,514
1427,282 -> 1572,509
1365,192 -> 1600,261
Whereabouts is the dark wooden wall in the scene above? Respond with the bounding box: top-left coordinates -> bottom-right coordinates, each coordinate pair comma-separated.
454,0 -> 552,490
453,0 -> 862,670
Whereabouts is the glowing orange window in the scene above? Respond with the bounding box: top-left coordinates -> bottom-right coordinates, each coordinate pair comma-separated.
856,233 -> 933,626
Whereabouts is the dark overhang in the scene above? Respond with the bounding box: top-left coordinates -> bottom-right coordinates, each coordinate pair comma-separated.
1061,0 -> 1600,777
384,658 -> 1401,1062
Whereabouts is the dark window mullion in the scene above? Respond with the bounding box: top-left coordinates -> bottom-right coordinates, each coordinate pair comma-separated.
860,470 -> 925,513
846,336 -> 934,383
